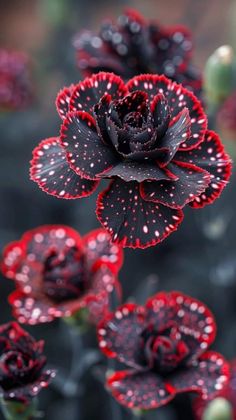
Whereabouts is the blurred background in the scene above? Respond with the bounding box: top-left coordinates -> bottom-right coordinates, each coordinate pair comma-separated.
1,1 -> 236,419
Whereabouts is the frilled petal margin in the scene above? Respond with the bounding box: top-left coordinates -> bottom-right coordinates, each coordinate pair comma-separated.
140,162 -> 211,209
30,137 -> 99,199
56,85 -> 75,120
60,111 -> 118,180
175,130 -> 232,208
107,370 -> 175,410
96,178 -> 183,248
1,369 -> 56,403
98,303 -> 145,367
69,72 -> 128,114
126,74 -> 207,150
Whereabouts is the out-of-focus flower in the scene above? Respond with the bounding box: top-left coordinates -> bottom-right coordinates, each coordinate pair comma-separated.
97,291 -> 229,411
73,9 -> 202,96
0,49 -> 32,111
194,360 -> 236,420
30,72 -> 232,249
217,91 -> 236,140
1,226 -> 123,325
0,321 -> 55,403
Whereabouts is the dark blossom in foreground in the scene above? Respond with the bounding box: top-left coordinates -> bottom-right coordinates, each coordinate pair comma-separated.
0,49 -> 32,110
1,226 -> 123,325
0,322 -> 55,403
73,9 -> 202,95
30,72 -> 231,248
97,291 -> 229,411
194,359 -> 236,419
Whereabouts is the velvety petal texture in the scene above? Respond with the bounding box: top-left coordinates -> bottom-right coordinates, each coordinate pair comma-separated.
98,291 -> 229,411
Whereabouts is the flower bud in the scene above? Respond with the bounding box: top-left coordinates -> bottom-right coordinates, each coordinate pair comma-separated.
204,45 -> 236,107
203,397 -> 233,420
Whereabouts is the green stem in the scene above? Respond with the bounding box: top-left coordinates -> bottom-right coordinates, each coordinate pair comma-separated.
0,398 -> 37,420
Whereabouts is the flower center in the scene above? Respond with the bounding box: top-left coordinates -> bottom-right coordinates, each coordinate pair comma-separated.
123,111 -> 144,128
141,325 -> 189,373
43,247 -> 87,303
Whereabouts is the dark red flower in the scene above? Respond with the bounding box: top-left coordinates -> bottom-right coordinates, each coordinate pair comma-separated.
97,291 -> 229,411
73,9 -> 202,96
30,72 -> 231,249
1,226 -> 123,325
0,49 -> 32,111
194,359 -> 236,419
0,321 -> 55,403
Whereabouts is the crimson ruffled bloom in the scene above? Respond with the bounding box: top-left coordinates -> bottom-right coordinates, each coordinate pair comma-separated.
194,359 -> 236,419
0,49 -> 32,111
30,72 -> 231,249
0,322 -> 55,403
1,226 -> 123,325
73,9 -> 202,95
97,291 -> 229,411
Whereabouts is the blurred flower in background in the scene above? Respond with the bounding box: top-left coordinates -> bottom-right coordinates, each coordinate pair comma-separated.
73,8 -> 202,96
1,226 -> 123,325
0,49 -> 32,111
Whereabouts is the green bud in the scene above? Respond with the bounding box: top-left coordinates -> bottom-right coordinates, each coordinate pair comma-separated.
63,308 -> 90,333
204,45 -> 236,107
0,398 -> 37,420
203,397 -> 233,420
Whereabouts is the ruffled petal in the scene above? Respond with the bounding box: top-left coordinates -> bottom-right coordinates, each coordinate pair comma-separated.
96,179 -> 183,249
69,72 -> 128,113
30,137 -> 99,198
140,162 -> 211,209
103,160 -> 176,182
56,85 -> 75,119
127,74 -> 207,150
60,111 -> 118,179
107,370 -> 175,410
175,130 -> 232,208
97,303 -> 145,367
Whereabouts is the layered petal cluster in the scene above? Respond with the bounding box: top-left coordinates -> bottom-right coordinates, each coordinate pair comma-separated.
30,72 -> 231,249
0,322 -> 55,403
194,359 -> 236,419
73,9 -> 202,95
0,49 -> 32,110
1,226 -> 123,325
97,291 -> 229,411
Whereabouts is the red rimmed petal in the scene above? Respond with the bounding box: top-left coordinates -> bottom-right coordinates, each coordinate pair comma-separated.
96,179 -> 184,249
103,160 -> 175,183
127,74 -> 207,150
60,111 -> 118,180
141,162 -> 211,209
175,130 -> 232,209
146,292 -> 216,359
97,303 -> 145,366
82,228 -> 123,272
30,137 -> 99,199
21,225 -> 83,263
107,370 -> 175,410
1,241 -> 25,279
56,84 -> 75,120
2,369 -> 56,403
69,72 -> 128,113
168,352 -> 229,400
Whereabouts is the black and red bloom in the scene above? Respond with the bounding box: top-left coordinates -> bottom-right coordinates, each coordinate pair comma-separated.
97,291 -> 229,411
73,9 -> 202,95
1,225 -> 123,325
194,359 -> 236,419
0,49 -> 32,111
30,72 -> 231,249
0,322 -> 55,403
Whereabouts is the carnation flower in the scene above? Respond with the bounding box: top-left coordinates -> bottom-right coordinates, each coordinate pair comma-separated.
73,9 -> 202,95
1,225 -> 123,325
194,359 -> 236,419
0,321 -> 55,403
0,49 -> 32,110
30,72 -> 231,249
97,291 -> 229,411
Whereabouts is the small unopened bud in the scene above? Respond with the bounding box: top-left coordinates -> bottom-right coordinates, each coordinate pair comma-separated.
204,45 -> 236,107
203,397 -> 233,420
